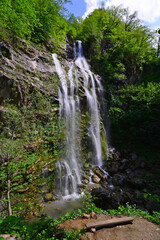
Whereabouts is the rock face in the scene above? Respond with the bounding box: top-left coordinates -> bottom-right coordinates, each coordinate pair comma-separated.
0,39 -> 59,105
91,148 -> 160,213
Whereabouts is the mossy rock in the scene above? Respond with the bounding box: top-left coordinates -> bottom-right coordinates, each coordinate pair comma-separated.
84,163 -> 91,169
43,193 -> 56,202
100,122 -> 108,159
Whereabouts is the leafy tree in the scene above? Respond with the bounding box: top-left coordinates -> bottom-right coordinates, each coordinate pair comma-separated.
0,0 -> 70,45
31,0 -> 68,44
109,82 -> 160,147
0,0 -> 38,41
79,6 -> 155,87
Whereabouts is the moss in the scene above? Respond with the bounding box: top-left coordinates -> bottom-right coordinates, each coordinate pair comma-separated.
100,122 -> 108,159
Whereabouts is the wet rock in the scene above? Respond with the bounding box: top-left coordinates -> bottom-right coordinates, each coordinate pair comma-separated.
92,167 -> 107,180
113,152 -> 120,160
66,38 -> 74,60
82,174 -> 90,181
92,174 -> 101,184
112,174 -> 127,186
95,146 -> 160,213
140,161 -> 145,168
101,181 -> 109,188
91,187 -> 129,210
87,183 -> 101,192
83,179 -> 89,184
121,158 -> 129,164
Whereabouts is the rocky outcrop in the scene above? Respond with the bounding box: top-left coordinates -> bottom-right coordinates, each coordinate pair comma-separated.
0,39 -> 60,105
91,148 -> 160,213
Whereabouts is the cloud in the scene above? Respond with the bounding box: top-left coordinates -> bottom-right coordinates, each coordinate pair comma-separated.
83,0 -> 100,18
83,0 -> 160,24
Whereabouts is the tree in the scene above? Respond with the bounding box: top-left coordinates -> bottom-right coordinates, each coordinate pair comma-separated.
79,6 -> 154,85
0,0 -> 70,45
0,0 -> 38,41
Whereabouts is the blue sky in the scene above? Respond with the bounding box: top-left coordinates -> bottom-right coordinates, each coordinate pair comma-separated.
65,0 -> 86,17
65,0 -> 160,30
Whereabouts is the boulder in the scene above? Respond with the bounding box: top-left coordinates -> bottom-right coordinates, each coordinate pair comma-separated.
127,178 -> 146,190
92,174 -> 101,184
91,187 -> 130,210
83,179 -> 89,184
92,167 -> 107,180
112,174 -> 128,186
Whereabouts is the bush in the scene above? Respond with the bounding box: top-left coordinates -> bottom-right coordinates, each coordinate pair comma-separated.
109,82 -> 160,145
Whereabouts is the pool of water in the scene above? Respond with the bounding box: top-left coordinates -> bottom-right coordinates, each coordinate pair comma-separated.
41,198 -> 84,219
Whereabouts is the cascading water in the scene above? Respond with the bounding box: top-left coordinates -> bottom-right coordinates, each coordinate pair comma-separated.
75,41 -> 103,167
52,53 -> 81,199
52,41 -> 107,198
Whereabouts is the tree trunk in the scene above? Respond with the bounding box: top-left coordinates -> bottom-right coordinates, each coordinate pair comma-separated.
86,217 -> 133,230
7,179 -> 12,216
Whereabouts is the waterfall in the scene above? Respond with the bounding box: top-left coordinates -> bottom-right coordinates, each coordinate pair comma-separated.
52,41 -> 106,199
75,41 -> 102,167
52,53 -> 81,199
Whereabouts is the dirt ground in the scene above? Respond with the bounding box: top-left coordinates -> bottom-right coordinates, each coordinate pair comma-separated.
60,214 -> 160,240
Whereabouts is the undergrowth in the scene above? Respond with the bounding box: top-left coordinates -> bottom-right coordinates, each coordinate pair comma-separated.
0,192 -> 160,240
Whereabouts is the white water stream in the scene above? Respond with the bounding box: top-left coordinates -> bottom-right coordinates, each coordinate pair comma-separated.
52,41 -> 106,199
75,41 -> 102,167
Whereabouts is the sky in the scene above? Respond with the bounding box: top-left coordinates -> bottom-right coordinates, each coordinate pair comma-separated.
65,0 -> 160,30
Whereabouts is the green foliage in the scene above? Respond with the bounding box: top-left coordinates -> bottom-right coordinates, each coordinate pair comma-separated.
80,191 -> 106,215
0,90 -> 65,216
31,0 -> 69,44
80,193 -> 160,227
0,197 -> 159,239
0,0 -> 37,41
78,6 -> 155,87
0,0 -> 70,45
67,15 -> 83,39
0,215 -> 85,239
142,57 -> 160,83
107,203 -> 160,226
109,82 -> 160,144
